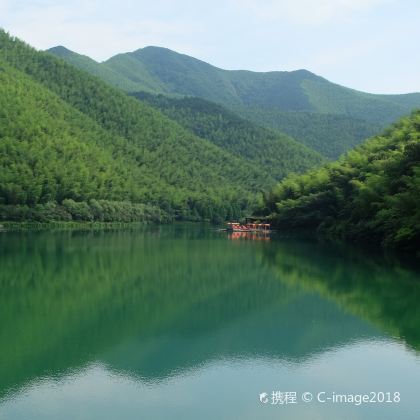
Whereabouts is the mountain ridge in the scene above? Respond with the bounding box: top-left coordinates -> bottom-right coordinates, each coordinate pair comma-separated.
0,30 -> 322,223
47,44 -> 420,158
47,45 -> 420,100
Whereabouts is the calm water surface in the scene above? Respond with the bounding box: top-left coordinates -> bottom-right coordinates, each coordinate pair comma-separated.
0,224 -> 419,419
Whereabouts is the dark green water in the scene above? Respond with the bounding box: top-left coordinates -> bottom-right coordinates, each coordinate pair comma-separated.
0,224 -> 419,419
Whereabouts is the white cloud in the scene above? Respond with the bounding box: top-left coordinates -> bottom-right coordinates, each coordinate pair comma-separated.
0,0 -> 418,93
0,1 -> 202,60
234,0 -> 395,24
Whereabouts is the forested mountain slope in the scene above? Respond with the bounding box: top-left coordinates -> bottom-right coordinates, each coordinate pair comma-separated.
103,46 -> 420,123
131,92 -> 323,179
0,59 -> 139,205
234,108 -> 382,159
2,30 -> 310,223
48,45 -> 420,159
0,58 -> 257,222
47,46 -> 323,167
261,111 -> 420,252
47,46 -> 142,92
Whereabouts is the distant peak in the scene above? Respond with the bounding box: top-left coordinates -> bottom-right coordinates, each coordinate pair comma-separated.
294,69 -> 316,76
135,45 -> 173,52
131,45 -> 182,57
143,45 -> 170,51
291,68 -> 322,80
46,45 -> 74,56
116,46 -> 320,77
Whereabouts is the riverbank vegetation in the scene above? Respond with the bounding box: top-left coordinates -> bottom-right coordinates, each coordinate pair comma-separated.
260,111 -> 420,252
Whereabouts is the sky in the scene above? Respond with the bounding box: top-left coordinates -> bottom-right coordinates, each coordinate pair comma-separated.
0,0 -> 419,94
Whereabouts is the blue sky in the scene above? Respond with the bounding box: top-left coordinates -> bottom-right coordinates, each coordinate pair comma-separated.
1,0 -> 419,93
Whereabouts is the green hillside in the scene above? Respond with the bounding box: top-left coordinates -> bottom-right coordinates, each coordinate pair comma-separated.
3,30 -> 417,229
102,46 -> 420,123
46,46 -> 324,166
47,45 -> 420,158
260,111 -> 420,252
2,30 -> 305,223
47,46 -> 142,92
0,59 -> 157,217
131,92 -> 323,179
236,108 -> 382,159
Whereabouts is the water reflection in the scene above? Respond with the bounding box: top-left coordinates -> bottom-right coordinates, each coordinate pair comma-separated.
261,239 -> 420,352
227,231 -> 271,241
0,225 -> 419,419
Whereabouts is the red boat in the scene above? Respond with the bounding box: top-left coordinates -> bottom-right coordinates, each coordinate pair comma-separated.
226,222 -> 271,233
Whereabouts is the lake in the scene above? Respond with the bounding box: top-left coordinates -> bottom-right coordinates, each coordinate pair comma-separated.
0,224 -> 419,419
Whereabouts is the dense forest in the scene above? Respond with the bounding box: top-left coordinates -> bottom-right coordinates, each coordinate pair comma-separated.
2,30 -> 419,236
131,92 -> 323,179
0,59 -> 167,223
234,108 -> 382,159
48,45 -> 420,158
260,111 -> 420,252
0,31 -> 270,223
49,46 -> 323,169
0,30 -> 328,224
90,45 -> 420,121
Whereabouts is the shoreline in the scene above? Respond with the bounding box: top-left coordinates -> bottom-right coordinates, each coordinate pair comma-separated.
0,221 -> 151,232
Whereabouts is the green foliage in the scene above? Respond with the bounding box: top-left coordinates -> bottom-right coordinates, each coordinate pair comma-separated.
131,92 -> 324,179
46,46 -> 323,175
261,111 -> 420,252
0,30 -> 288,222
235,109 -> 382,159
0,59 -> 134,205
47,46 -> 143,92
301,79 -> 420,125
48,45 -> 420,159
0,200 -> 166,223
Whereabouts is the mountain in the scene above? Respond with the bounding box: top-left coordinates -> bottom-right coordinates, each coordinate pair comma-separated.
130,92 -> 323,180
260,110 -> 420,252
0,57 -> 159,219
2,30 -> 321,223
236,109 -> 382,159
47,45 -> 420,158
47,46 -> 324,170
104,46 -> 420,123
47,46 -> 142,92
